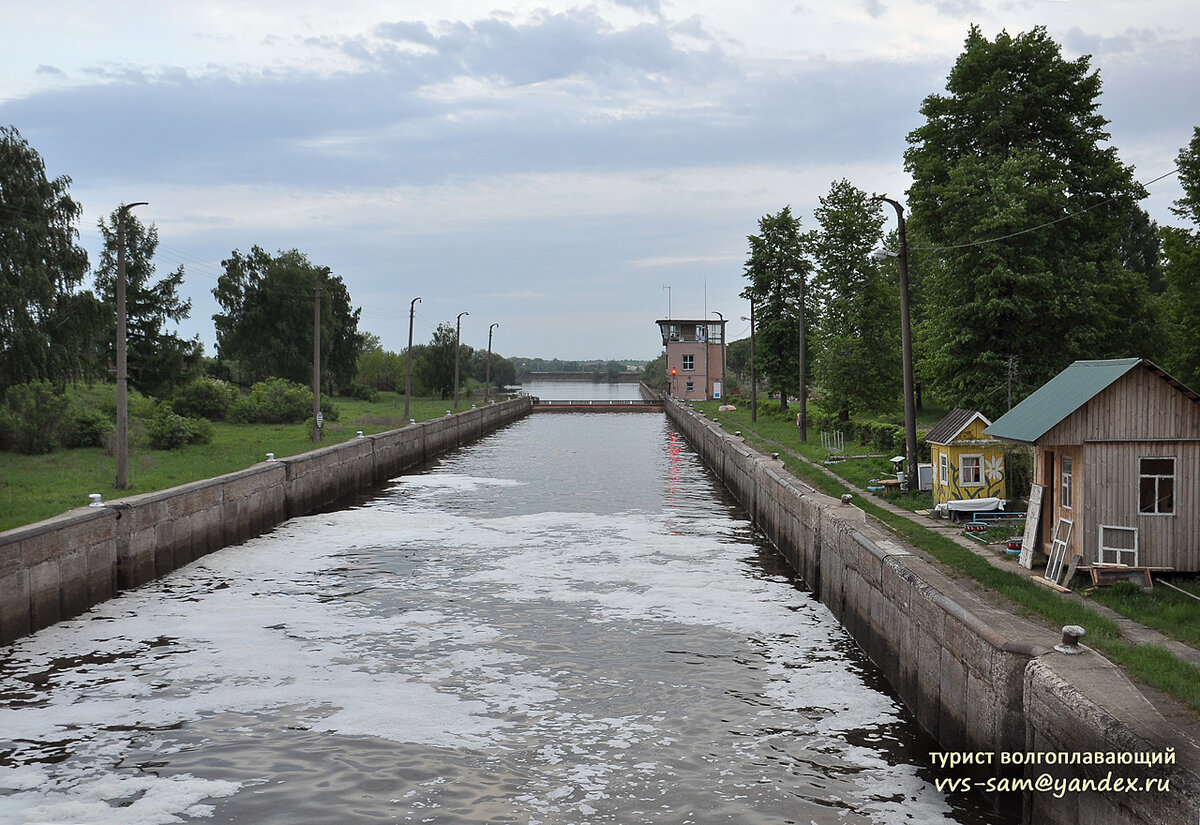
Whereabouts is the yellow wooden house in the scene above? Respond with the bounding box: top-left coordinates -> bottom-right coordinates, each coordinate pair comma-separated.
927,409 -> 1007,505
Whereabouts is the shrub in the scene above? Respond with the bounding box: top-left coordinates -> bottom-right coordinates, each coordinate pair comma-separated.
341,383 -> 380,402
223,378 -> 340,425
172,376 -> 239,421
320,394 -> 340,422
0,382 -> 68,454
61,406 -> 112,449
240,378 -> 312,424
871,424 -> 903,454
146,403 -> 213,450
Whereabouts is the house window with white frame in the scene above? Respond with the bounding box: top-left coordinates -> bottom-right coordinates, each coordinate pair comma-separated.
1061,455 -> 1073,509
939,452 -> 948,487
1139,457 -> 1175,515
681,354 -> 695,371
960,454 -> 983,486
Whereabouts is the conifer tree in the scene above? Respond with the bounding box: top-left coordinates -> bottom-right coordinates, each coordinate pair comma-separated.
741,206 -> 811,413
809,180 -> 900,419
95,210 -> 201,397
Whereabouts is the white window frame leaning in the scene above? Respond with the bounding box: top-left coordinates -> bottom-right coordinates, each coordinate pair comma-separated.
1138,456 -> 1175,516
681,353 -> 695,371
1098,525 -> 1139,567
1061,454 -> 1073,510
960,453 -> 983,487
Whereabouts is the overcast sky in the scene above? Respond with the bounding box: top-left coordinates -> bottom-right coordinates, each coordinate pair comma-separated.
3,1 -> 1197,361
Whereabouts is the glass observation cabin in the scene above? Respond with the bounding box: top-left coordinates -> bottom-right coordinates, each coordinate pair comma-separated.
656,321 -> 725,345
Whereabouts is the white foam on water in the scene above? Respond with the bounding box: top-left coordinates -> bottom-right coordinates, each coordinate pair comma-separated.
0,769 -> 242,825
0,472 -> 975,824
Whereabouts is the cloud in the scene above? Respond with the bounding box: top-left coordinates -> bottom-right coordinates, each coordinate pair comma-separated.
863,0 -> 888,19
5,3 -> 1194,360
610,0 -> 664,16
4,8 -> 935,200
366,9 -> 722,89
915,0 -> 984,14
632,253 -> 741,268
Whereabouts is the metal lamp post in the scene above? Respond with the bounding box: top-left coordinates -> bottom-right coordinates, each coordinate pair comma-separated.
115,201 -> 147,489
742,298 -> 757,422
712,311 -> 725,401
874,195 -> 919,488
404,296 -> 420,421
453,311 -> 468,410
311,274 -> 323,443
484,322 -> 498,403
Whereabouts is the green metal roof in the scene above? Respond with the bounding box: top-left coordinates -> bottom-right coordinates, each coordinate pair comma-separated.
984,358 -> 1143,445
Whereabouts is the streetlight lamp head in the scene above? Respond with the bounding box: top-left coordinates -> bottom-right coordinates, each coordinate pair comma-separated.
871,248 -> 899,260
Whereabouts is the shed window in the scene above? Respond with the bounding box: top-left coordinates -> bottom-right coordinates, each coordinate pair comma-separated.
681,354 -> 695,371
939,453 -> 948,486
960,454 -> 983,487
1061,455 -> 1073,510
1139,457 -> 1175,515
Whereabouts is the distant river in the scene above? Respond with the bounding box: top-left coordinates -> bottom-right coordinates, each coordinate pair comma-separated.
516,377 -> 645,401
0,409 -> 1007,824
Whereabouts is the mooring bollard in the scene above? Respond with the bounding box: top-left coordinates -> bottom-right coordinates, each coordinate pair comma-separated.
1055,625 -> 1087,654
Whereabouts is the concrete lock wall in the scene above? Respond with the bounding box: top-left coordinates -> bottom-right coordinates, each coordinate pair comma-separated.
664,398 -> 1200,824
0,397 -> 532,645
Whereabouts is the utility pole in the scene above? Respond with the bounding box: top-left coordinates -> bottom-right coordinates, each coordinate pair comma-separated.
1007,355 -> 1017,411
312,279 -> 322,442
453,310 -> 468,410
797,284 -> 807,443
115,201 -> 147,490
404,297 -> 420,421
485,322 -> 498,403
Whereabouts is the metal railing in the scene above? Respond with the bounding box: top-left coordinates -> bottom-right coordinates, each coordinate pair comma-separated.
533,399 -> 662,406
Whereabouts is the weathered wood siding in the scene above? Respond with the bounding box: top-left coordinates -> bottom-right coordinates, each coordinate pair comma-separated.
1034,365 -> 1200,571
1085,440 -> 1200,570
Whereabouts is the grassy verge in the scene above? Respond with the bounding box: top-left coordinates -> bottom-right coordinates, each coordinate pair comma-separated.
0,392 -> 496,532
692,399 -> 1200,716
1087,580 -> 1200,648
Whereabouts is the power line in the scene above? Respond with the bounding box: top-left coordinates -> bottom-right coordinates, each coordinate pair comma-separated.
910,166 -> 1181,253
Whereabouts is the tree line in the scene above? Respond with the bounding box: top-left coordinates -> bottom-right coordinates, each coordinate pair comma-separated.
739,26 -> 1200,424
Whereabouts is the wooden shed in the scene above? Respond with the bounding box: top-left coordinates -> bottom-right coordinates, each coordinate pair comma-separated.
926,409 -> 1007,506
985,358 -> 1200,575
